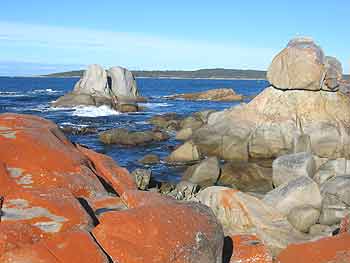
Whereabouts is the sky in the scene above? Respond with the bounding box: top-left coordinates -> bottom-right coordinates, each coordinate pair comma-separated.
0,0 -> 349,76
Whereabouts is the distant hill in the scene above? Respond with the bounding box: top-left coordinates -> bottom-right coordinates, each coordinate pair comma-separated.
44,68 -> 350,81
45,68 -> 267,79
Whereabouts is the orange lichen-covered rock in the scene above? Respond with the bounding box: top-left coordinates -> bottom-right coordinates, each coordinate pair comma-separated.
276,233 -> 350,263
0,113 -> 106,198
77,144 -> 137,195
87,195 -> 127,216
227,235 -> 272,263
0,223 -> 42,255
1,188 -> 93,235
0,230 -> 109,263
93,191 -> 224,263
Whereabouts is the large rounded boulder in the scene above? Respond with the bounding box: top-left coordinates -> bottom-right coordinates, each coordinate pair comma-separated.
267,37 -> 326,91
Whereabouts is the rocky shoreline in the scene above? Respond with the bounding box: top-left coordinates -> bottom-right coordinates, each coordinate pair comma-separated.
1,37 -> 350,262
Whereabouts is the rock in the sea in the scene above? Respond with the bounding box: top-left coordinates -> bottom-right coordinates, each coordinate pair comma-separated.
99,128 -> 168,146
138,154 -> 160,165
182,157 -> 220,187
287,205 -> 320,233
166,140 -> 201,163
263,176 -> 322,216
107,66 -> 139,99
52,64 -> 142,112
132,168 -> 151,190
149,113 -> 182,130
272,152 -> 316,187
276,233 -> 350,263
195,186 -> 307,256
267,37 -> 326,91
93,191 -> 224,263
167,88 -> 243,101
217,161 -> 273,193
319,175 -> 350,225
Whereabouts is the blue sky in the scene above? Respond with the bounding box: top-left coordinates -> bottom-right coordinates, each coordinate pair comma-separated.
0,0 -> 349,76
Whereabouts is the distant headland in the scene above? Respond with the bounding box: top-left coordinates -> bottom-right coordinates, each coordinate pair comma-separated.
43,68 -> 350,80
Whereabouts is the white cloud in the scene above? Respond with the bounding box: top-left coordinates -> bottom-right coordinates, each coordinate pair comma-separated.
0,21 -> 276,74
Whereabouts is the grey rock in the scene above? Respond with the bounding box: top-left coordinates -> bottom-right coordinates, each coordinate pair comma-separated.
176,128 -> 193,141
272,152 -> 316,187
309,224 -> 334,237
287,205 -> 320,233
107,66 -> 139,99
217,161 -> 273,194
166,141 -> 201,163
138,154 -> 160,165
319,175 -> 350,225
263,176 -> 322,216
182,157 -> 220,187
173,181 -> 199,200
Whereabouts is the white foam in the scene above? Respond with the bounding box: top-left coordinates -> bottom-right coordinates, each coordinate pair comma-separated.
32,88 -> 60,94
71,105 -> 120,117
139,102 -> 172,109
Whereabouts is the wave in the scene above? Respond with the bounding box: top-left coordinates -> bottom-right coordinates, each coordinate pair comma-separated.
0,91 -> 28,97
139,102 -> 172,109
71,105 -> 121,117
32,88 -> 61,94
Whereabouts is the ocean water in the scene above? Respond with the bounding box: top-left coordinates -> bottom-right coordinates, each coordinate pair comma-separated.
0,77 -> 268,182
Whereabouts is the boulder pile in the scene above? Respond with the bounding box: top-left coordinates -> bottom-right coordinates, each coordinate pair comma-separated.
52,64 -> 144,112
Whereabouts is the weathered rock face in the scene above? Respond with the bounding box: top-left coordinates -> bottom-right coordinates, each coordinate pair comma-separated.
168,88 -> 243,102
263,176 -> 322,216
267,37 -> 326,91
217,162 -> 273,193
73,64 -> 109,97
93,191 -> 224,263
287,205 -> 320,233
107,66 -> 139,99
193,86 -> 350,161
0,113 -> 107,198
323,56 -> 343,91
52,64 -> 141,111
132,168 -> 151,190
0,230 -> 109,263
1,113 -> 225,262
272,152 -> 316,187
195,187 -> 307,256
276,233 -> 350,263
319,175 -> 350,225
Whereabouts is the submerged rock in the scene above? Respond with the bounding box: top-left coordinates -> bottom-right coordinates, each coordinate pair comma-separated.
138,154 -> 160,165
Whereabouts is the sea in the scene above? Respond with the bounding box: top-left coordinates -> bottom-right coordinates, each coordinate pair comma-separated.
0,77 -> 268,182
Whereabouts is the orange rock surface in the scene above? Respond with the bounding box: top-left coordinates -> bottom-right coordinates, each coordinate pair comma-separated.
276,233 -> 350,263
77,144 -> 137,195
93,191 -> 224,263
228,235 -> 272,263
1,188 -> 93,235
0,113 -> 106,198
0,230 -> 109,263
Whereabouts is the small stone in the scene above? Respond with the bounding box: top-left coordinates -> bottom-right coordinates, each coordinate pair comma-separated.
132,169 -> 151,191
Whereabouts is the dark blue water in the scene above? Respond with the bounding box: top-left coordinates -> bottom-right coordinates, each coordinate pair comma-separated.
0,77 -> 268,181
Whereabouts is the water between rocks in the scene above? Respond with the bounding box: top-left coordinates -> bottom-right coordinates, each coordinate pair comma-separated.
0,77 -> 268,182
